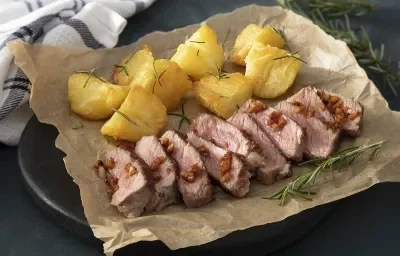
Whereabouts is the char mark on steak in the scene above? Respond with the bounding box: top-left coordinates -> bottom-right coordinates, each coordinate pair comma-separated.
317,88 -> 363,136
275,101 -> 341,159
135,136 -> 180,211
187,131 -> 251,198
190,113 -> 264,175
239,99 -> 305,161
161,130 -> 213,208
228,112 -> 292,185
104,145 -> 155,218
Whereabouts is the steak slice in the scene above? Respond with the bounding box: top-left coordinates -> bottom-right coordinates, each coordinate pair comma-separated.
190,113 -> 264,175
105,146 -> 155,218
228,112 -> 292,185
317,89 -> 363,136
161,130 -> 213,208
187,131 -> 251,198
275,101 -> 340,158
287,86 -> 335,124
239,99 -> 305,161
135,136 -> 179,211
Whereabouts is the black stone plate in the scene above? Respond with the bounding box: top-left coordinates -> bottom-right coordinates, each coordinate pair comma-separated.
18,115 -> 333,255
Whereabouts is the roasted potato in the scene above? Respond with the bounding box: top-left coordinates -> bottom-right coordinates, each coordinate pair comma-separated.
112,45 -> 154,86
231,24 -> 285,66
101,87 -> 168,142
68,73 -> 130,120
245,41 -> 302,99
131,59 -> 191,111
194,73 -> 253,119
171,24 -> 224,80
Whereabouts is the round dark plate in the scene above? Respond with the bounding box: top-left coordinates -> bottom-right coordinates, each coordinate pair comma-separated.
18,115 -> 333,255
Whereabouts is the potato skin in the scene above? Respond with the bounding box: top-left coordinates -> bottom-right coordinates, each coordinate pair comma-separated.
245,41 -> 302,99
112,45 -> 154,86
68,73 -> 130,120
231,24 -> 285,66
171,24 -> 224,80
101,87 -> 168,142
194,73 -> 253,119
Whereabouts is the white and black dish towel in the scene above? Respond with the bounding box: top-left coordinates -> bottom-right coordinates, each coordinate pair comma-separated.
0,0 -> 156,146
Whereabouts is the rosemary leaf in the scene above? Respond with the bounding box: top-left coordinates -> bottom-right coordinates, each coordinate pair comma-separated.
125,47 -> 139,64
167,100 -> 191,130
114,65 -> 129,76
76,67 -> 105,88
308,0 -> 375,18
113,108 -> 139,126
265,140 -> 386,205
189,40 -> 205,43
278,0 -> 399,96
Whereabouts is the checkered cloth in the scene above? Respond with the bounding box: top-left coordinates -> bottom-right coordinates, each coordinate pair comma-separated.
0,0 -> 156,145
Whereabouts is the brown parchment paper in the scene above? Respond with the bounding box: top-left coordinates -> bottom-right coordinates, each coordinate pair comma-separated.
8,4 -> 400,255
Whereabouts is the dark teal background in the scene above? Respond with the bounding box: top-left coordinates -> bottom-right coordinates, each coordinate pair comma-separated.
1,0 -> 400,255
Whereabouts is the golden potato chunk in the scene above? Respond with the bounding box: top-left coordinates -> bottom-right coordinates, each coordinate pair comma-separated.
101,87 -> 168,142
131,59 -> 191,111
194,73 -> 253,119
231,24 -> 285,66
112,45 -> 154,86
68,73 -> 130,120
171,24 -> 224,80
245,42 -> 302,99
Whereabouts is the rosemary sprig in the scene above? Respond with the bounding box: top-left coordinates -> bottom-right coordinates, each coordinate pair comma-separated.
113,108 -> 139,126
189,40 -> 205,43
308,0 -> 375,18
278,0 -> 399,96
265,140 -> 386,206
125,47 -> 139,64
112,47 -> 138,77
167,100 -> 191,129
273,50 -> 307,64
197,50 -> 200,56
207,64 -> 229,81
114,65 -> 129,76
272,27 -> 285,38
76,67 -> 106,88
152,60 -> 167,93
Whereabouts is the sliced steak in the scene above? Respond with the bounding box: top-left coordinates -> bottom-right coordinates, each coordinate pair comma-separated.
105,146 -> 155,218
317,89 -> 363,136
187,131 -> 251,198
275,101 -> 340,158
190,113 -> 264,175
239,99 -> 304,161
161,130 -> 213,208
135,136 -> 179,211
287,86 -> 335,124
228,112 -> 292,185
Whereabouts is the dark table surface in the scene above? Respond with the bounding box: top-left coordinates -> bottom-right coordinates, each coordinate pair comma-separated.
1,0 -> 400,255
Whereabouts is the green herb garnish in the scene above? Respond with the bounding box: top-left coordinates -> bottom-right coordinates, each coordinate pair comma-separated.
113,65 -> 129,76
189,40 -> 205,43
76,67 -> 106,88
308,0 -> 375,18
168,99 -> 191,129
273,50 -> 307,64
125,47 -> 139,64
113,108 -> 139,126
277,0 -> 398,96
207,64 -> 229,81
152,60 -> 167,93
265,140 -> 386,206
